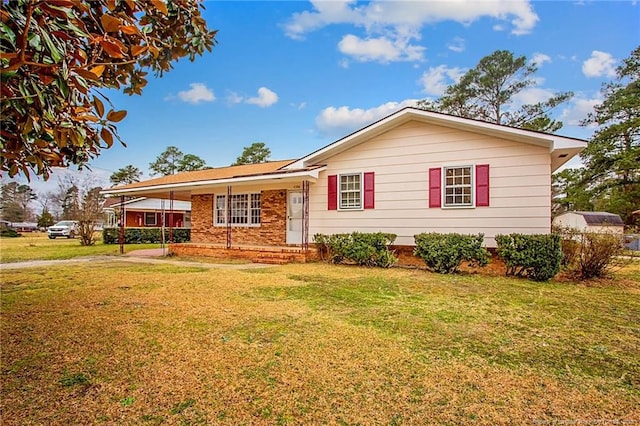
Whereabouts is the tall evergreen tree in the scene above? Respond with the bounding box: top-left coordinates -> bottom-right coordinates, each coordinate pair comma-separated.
232,142 -> 271,166
149,146 -> 207,176
579,46 -> 640,225
110,165 -> 142,186
418,50 -> 573,133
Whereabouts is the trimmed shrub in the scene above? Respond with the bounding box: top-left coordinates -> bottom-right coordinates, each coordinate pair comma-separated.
313,232 -> 397,268
103,227 -> 190,244
413,233 -> 489,274
495,233 -> 562,281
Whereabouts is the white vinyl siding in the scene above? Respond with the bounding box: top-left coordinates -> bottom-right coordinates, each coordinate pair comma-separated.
308,120 -> 552,247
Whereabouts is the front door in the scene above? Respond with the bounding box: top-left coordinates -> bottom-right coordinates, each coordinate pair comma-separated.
286,191 -> 303,244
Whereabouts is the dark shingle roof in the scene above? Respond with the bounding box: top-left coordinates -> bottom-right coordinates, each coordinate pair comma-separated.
576,211 -> 624,226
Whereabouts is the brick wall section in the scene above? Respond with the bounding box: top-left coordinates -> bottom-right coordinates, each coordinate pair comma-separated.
190,190 -> 287,245
170,243 -> 318,263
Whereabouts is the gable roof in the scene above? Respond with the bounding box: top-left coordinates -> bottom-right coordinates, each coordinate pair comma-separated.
285,107 -> 587,172
574,211 -> 625,226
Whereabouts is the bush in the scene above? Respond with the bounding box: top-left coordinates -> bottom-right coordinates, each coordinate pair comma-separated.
103,227 -> 191,244
0,228 -> 21,238
413,233 -> 489,274
556,229 -> 626,279
495,233 -> 562,281
313,232 -> 397,268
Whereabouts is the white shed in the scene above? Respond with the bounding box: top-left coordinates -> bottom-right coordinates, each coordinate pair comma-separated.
553,211 -> 625,234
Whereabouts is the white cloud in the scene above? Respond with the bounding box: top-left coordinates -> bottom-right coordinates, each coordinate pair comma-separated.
531,52 -> 551,67
316,99 -> 419,136
338,34 -> 425,63
226,91 -> 244,105
176,83 -> 215,104
420,65 -> 465,97
246,87 -> 279,108
559,96 -> 601,126
512,87 -> 556,107
582,50 -> 617,78
284,1 -> 537,64
446,37 -> 465,53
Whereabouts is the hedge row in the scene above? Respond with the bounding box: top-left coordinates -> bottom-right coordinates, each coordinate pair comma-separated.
313,232 -> 398,268
495,233 -> 562,281
413,233 -> 490,274
103,227 -> 191,244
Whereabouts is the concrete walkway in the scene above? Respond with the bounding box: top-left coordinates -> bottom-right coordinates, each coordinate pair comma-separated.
1,252 -> 276,270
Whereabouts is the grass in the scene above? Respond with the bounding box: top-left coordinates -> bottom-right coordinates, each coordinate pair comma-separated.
1,260 -> 639,424
0,233 -> 160,263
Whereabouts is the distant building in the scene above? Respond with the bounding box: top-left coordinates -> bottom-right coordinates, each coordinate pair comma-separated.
553,211 -> 625,235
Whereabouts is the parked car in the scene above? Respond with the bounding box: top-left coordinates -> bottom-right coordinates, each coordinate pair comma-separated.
48,221 -> 79,239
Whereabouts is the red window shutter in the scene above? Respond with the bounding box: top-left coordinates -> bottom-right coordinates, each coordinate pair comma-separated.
429,168 -> 441,208
476,164 -> 490,207
328,174 -> 337,210
364,172 -> 375,209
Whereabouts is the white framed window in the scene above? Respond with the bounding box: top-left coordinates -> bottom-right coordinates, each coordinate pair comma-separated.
214,193 -> 261,226
444,166 -> 473,207
144,212 -> 157,226
339,173 -> 362,210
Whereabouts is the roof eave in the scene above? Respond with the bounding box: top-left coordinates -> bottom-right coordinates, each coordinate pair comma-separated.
101,167 -> 326,197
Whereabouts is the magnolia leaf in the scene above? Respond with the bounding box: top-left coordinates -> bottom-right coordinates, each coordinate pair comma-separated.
151,0 -> 168,15
120,25 -> 139,35
74,68 -> 99,81
101,127 -> 114,147
93,96 -> 105,118
90,65 -> 105,77
101,14 -> 121,33
130,45 -> 147,57
99,39 -> 124,58
106,110 -> 127,122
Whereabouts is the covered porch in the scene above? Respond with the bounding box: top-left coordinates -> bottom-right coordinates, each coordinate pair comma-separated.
101,161 -> 324,263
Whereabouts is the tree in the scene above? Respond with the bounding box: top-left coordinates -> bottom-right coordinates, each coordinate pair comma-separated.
0,182 -> 36,222
149,146 -> 207,176
179,154 -> 206,172
418,50 -> 573,133
37,209 -> 55,229
1,1 -> 217,180
110,165 -> 142,186
77,186 -> 105,246
232,142 -> 271,165
578,46 -> 640,225
552,168 -> 593,217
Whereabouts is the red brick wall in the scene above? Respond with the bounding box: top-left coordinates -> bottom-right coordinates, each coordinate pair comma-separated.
190,190 -> 287,245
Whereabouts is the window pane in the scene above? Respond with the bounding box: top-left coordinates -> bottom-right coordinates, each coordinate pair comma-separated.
444,166 -> 472,206
339,174 -> 361,209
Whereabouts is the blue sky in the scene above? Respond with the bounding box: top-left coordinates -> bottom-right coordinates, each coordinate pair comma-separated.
6,0 -> 640,194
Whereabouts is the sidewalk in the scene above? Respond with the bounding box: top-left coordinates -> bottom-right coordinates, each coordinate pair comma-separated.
1,252 -> 276,270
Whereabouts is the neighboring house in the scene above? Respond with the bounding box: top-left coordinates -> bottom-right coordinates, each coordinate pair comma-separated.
103,197 -> 191,228
553,211 -> 625,235
102,107 -> 587,261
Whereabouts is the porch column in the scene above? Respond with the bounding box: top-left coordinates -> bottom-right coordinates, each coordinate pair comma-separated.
302,180 -> 310,251
169,191 -> 174,243
118,195 -> 125,254
226,185 -> 232,249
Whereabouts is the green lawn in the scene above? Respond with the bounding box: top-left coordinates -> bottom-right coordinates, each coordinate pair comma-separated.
1,259 -> 639,425
0,232 -> 160,263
